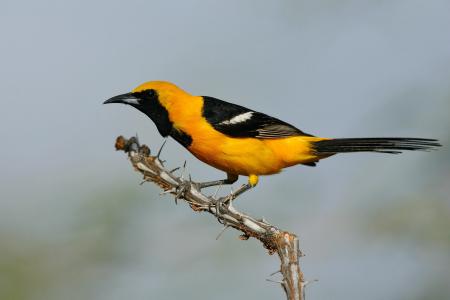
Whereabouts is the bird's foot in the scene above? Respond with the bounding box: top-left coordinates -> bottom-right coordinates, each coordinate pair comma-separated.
196,180 -> 228,189
213,195 -> 228,218
228,183 -> 252,200
174,180 -> 191,204
211,183 -> 251,217
195,174 -> 238,190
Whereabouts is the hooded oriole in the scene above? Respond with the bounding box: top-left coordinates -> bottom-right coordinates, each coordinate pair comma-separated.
104,81 -> 440,195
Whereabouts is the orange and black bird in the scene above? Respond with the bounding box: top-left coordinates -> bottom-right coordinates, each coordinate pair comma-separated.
104,81 -> 440,195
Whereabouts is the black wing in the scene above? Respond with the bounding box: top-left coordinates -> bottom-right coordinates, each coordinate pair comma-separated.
202,96 -> 313,138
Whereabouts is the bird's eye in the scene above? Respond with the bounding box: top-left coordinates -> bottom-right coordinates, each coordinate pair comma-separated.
131,89 -> 156,102
137,89 -> 157,101
144,89 -> 155,97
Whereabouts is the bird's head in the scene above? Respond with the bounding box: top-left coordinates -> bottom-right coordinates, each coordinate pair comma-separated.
104,81 -> 189,136
104,81 -> 188,109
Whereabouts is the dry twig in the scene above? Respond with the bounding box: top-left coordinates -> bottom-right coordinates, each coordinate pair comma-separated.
114,135 -> 306,300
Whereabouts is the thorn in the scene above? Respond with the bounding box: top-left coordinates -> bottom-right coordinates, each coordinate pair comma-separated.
269,270 -> 281,276
303,279 -> 319,288
266,278 -> 284,285
174,189 -> 183,204
175,189 -> 183,201
189,174 -> 192,182
225,187 -> 236,204
169,167 -> 180,173
157,139 -> 167,158
215,225 -> 230,240
213,183 -> 222,198
139,180 -> 146,185
160,188 -> 176,196
180,160 -> 187,179
298,249 -> 305,257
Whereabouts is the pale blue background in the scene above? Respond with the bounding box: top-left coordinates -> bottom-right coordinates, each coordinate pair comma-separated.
1,1 -> 449,299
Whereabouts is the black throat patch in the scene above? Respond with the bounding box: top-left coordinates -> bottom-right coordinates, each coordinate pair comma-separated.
133,89 -> 172,137
133,89 -> 192,148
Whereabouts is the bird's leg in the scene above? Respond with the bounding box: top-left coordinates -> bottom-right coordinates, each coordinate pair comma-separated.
224,174 -> 259,203
229,183 -> 252,199
207,174 -> 259,216
196,173 -> 238,189
214,175 -> 259,216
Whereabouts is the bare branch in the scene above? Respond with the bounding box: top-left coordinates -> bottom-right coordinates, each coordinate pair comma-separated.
114,135 -> 306,300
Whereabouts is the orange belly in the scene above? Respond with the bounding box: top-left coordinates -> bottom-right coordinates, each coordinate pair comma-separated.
187,130 -> 326,176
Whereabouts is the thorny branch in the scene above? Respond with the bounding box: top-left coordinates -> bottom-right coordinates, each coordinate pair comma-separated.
114,135 -> 307,300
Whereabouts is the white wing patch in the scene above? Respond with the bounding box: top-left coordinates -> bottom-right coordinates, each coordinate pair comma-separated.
220,111 -> 254,125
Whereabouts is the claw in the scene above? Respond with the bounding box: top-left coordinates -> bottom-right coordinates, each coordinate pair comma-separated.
213,196 -> 226,218
221,186 -> 237,205
174,180 -> 190,204
228,183 -> 253,201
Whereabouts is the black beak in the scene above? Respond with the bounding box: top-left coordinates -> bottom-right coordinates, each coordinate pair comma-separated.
103,92 -> 138,105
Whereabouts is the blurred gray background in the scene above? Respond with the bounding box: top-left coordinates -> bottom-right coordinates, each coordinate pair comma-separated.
1,1 -> 449,299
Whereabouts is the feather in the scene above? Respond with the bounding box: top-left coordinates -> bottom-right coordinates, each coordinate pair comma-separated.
202,96 -> 312,139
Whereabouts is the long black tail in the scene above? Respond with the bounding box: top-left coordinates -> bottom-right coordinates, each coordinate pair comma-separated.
312,138 -> 441,155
